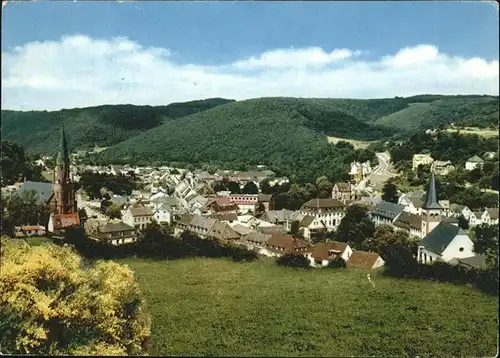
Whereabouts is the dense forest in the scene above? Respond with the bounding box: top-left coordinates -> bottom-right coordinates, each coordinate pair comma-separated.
1,98 -> 234,155
97,98 -> 386,183
0,141 -> 47,186
2,95 -> 498,183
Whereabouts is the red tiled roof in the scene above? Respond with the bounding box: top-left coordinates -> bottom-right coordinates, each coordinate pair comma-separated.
302,198 -> 346,210
347,251 -> 383,270
310,241 -> 349,261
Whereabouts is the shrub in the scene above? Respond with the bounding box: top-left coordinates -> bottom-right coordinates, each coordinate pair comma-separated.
0,238 -> 151,355
327,256 -> 347,269
276,253 -> 311,269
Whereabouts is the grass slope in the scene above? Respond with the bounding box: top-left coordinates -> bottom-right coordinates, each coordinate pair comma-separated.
376,96 -> 499,133
120,257 -> 498,357
1,98 -> 234,155
98,97 -> 391,165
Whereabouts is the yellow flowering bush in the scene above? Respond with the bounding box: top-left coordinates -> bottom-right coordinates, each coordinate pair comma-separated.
0,238 -> 151,355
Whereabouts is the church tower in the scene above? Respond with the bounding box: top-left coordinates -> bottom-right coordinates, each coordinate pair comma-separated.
421,170 -> 443,236
51,123 -> 77,215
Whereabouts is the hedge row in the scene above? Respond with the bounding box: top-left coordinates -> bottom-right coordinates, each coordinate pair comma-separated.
383,260 -> 498,296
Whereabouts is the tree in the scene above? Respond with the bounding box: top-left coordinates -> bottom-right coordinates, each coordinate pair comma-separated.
0,238 -> 151,355
227,181 -> 242,194
382,182 -> 399,203
3,189 -> 49,229
327,256 -> 346,269
105,204 -> 123,219
336,204 -> 375,248
78,208 -> 88,225
260,179 -> 273,195
472,224 -> 499,268
276,253 -> 311,269
242,181 -> 258,194
458,214 -> 469,230
369,226 -> 418,270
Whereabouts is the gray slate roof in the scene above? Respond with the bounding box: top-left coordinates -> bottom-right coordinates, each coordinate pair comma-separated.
423,171 -> 442,210
419,222 -> 466,255
260,209 -> 295,223
371,201 -> 405,220
456,255 -> 488,269
15,181 -> 53,205
100,221 -> 135,233
467,155 -> 484,163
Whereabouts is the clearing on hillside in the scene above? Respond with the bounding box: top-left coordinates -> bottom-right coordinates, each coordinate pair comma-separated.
119,257 -> 498,357
445,127 -> 499,138
327,136 -> 375,149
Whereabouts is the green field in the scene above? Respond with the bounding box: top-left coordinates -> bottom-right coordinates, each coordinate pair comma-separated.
326,136 -> 375,149
118,257 -> 498,357
23,236 -> 54,246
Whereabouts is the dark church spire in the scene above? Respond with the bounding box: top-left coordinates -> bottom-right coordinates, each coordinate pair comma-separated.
56,122 -> 70,168
423,170 -> 442,210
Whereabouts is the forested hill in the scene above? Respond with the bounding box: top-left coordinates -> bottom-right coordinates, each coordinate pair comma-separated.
97,97 -> 394,181
1,98 -> 234,155
2,94 -> 498,159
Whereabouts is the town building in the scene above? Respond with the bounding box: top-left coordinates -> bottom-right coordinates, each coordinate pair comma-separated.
481,208 -> 499,226
421,171 -> 443,236
174,214 -> 240,243
48,124 -> 80,233
262,233 -> 311,258
331,182 -> 355,203
299,198 -> 347,232
465,155 -> 485,171
370,201 -> 405,227
412,154 -> 434,171
307,242 -> 353,267
418,222 -> 475,264
122,203 -> 154,230
346,251 -> 385,270
430,160 -> 455,176
449,204 -> 472,220
349,161 -> 371,180
84,219 -> 137,246
392,211 -> 423,239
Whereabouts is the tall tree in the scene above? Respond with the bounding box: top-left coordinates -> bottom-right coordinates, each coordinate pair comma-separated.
242,181 -> 258,194
227,181 -> 242,194
336,204 -> 375,248
472,223 -> 499,268
382,182 -> 399,203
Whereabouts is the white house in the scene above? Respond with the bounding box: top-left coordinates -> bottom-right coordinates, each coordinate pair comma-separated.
465,155 -> 484,171
468,210 -> 484,227
349,161 -> 372,179
449,204 -> 472,220
398,194 -> 423,215
481,208 -> 499,226
412,154 -> 434,171
299,198 -> 347,233
153,203 -> 173,225
418,222 -> 475,264
122,203 -> 154,230
307,241 -> 353,267
431,160 -> 455,176
150,189 -> 169,202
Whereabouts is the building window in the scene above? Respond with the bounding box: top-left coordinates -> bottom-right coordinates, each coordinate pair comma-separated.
459,247 -> 464,252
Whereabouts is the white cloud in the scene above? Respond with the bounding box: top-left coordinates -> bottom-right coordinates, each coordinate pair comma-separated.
1,35 -> 498,110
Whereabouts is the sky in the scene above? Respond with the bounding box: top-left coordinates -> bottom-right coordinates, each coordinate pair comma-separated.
2,1 -> 499,110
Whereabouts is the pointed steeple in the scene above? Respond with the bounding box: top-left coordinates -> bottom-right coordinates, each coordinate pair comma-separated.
423,170 -> 442,210
56,122 -> 70,167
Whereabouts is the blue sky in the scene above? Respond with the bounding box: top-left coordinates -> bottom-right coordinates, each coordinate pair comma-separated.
2,1 -> 499,110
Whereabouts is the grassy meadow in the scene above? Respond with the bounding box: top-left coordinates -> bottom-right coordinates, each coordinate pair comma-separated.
119,257 -> 498,357
327,136 -> 374,149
